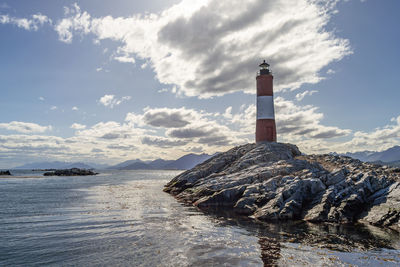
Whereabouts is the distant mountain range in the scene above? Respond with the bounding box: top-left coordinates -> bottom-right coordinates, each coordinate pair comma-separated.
343,145 -> 400,164
14,161 -> 109,170
109,153 -> 215,170
15,146 -> 400,171
14,153 -> 216,171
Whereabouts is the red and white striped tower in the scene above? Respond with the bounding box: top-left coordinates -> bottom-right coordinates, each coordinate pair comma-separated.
256,60 -> 277,143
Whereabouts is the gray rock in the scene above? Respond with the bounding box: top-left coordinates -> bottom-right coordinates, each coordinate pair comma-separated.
194,185 -> 246,208
164,142 -> 400,231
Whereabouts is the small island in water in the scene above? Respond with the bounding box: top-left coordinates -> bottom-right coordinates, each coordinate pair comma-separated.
43,168 -> 98,176
165,142 -> 400,231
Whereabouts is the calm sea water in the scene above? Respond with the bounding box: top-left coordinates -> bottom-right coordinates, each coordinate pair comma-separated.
1,170 -> 400,266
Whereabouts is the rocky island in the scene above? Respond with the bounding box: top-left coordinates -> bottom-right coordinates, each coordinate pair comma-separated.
0,170 -> 11,176
164,143 -> 400,231
43,168 -> 98,176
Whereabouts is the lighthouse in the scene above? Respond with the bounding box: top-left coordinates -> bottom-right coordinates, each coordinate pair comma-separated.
256,60 -> 277,143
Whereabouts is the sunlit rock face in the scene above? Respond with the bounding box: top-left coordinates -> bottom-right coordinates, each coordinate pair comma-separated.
164,143 -> 400,231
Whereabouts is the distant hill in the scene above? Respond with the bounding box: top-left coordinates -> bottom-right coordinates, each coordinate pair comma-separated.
343,146 -> 400,163
370,160 -> 400,168
163,153 -> 213,170
14,161 -> 109,170
109,153 -> 215,170
107,159 -> 144,169
15,153 -> 216,171
65,163 -> 93,169
148,159 -> 175,169
119,162 -> 154,170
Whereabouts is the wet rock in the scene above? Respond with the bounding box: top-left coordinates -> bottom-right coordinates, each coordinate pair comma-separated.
43,168 -> 98,176
233,196 -> 258,215
164,142 -> 400,231
194,185 -> 246,208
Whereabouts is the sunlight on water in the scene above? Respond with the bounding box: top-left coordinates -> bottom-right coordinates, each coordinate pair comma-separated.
1,170 -> 400,266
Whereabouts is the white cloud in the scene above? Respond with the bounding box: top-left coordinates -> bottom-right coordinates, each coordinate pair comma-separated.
53,1 -> 351,98
343,115 -> 400,151
1,105 -> 398,168
98,94 -> 131,108
0,13 -> 51,31
55,3 -> 91,43
127,106 -> 244,148
141,136 -> 187,148
326,69 -> 335,74
114,55 -> 135,64
222,96 -> 351,143
50,106 -> 58,110
223,106 -> 233,119
295,90 -> 318,101
0,121 -> 52,133
157,88 -> 169,93
275,97 -> 351,139
72,106 -> 79,111
38,96 -> 45,101
96,67 -> 103,72
75,121 -> 143,140
70,123 -> 86,130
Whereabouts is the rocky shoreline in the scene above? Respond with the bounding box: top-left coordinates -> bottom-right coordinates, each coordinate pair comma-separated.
164,143 -> 400,231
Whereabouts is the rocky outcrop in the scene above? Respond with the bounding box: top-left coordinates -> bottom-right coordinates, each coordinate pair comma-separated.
164,143 -> 400,231
0,170 -> 11,175
43,168 -> 98,176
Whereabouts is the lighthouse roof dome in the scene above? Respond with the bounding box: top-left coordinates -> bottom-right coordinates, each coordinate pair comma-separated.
259,60 -> 270,68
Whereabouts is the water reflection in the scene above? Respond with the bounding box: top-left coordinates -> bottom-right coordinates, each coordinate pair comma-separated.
199,207 -> 400,266
258,236 -> 280,266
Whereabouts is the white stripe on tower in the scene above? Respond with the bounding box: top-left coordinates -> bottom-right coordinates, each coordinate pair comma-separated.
256,96 -> 275,119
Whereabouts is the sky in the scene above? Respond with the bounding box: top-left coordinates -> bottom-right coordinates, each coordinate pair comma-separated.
0,0 -> 400,168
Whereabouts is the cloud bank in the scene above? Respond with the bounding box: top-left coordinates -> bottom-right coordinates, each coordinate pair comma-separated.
0,121 -> 52,133
53,0 -> 351,98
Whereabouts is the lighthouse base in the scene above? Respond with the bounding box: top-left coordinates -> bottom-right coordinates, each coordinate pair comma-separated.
256,119 -> 277,143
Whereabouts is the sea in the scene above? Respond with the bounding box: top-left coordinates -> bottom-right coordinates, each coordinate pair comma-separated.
1,169 -> 400,266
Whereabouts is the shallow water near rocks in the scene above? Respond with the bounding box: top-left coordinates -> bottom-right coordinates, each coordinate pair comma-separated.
1,170 -> 400,266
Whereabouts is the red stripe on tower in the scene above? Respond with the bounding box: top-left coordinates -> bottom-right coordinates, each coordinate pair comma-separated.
256,60 -> 277,143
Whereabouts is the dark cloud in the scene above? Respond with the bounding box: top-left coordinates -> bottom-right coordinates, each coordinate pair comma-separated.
107,144 -> 136,151
141,136 -> 187,148
197,135 -> 231,146
100,133 -> 130,139
277,118 -> 349,139
101,133 -> 121,139
167,127 -> 213,139
310,129 -> 351,139
143,109 -> 192,128
158,0 -> 273,57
